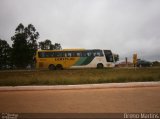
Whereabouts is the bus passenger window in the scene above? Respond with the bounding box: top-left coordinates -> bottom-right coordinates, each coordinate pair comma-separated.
82,51 -> 87,57
38,52 -> 42,58
38,52 -> 45,58
45,52 -> 51,58
50,52 -> 54,57
54,52 -> 58,57
58,52 -> 63,57
93,51 -> 96,56
71,52 -> 76,57
67,52 -> 72,57
99,50 -> 103,56
86,51 -> 92,56
94,50 -> 103,56
63,52 -> 66,57
97,52 -> 100,56
76,52 -> 81,57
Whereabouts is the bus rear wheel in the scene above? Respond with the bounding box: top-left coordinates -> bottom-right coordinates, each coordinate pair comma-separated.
97,63 -> 104,69
56,64 -> 63,70
48,64 -> 56,70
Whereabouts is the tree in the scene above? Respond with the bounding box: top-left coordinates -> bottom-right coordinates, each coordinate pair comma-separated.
39,39 -> 52,50
39,39 -> 62,50
53,43 -> 62,50
25,24 -> 39,66
113,54 -> 119,62
152,61 -> 160,66
0,39 -> 11,69
11,23 -> 39,68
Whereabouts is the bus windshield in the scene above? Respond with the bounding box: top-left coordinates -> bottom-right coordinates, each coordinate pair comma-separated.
104,50 -> 114,62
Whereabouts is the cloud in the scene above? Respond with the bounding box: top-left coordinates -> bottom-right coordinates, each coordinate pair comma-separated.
0,0 -> 160,61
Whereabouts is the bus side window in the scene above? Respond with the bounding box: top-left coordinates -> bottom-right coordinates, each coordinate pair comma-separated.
76,52 -> 81,57
38,52 -> 45,58
50,52 -> 54,57
58,52 -> 63,57
86,50 -> 92,56
38,52 -> 42,58
97,50 -> 103,56
45,52 -> 51,58
63,52 -> 67,57
82,51 -> 87,57
93,51 -> 97,56
72,52 -> 76,57
93,50 -> 103,56
55,52 -> 63,57
99,50 -> 103,56
54,52 -> 57,57
67,52 -> 72,57
97,52 -> 100,56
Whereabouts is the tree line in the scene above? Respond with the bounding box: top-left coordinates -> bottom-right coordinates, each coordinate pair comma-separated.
0,23 -> 62,69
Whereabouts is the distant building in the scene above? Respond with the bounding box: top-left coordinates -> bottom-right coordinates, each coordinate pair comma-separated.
115,61 -> 133,67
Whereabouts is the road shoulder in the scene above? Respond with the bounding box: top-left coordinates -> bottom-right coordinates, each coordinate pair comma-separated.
0,81 -> 160,91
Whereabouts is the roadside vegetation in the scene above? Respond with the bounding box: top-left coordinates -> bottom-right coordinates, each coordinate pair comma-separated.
0,67 -> 160,86
0,23 -> 62,70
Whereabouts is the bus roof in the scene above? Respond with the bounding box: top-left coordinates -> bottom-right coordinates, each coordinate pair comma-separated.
37,49 -> 110,52
37,49 -> 85,52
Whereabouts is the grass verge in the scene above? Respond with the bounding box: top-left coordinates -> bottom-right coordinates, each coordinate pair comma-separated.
0,67 -> 160,86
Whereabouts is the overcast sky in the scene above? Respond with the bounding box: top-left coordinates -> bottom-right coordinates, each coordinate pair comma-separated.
0,0 -> 160,61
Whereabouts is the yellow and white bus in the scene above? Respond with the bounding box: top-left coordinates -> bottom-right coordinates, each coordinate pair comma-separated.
36,49 -> 115,70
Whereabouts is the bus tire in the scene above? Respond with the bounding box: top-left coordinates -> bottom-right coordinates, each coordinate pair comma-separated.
56,64 -> 63,70
97,63 -> 104,69
48,64 -> 56,70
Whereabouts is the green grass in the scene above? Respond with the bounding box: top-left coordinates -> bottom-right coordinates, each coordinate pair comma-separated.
0,67 -> 160,86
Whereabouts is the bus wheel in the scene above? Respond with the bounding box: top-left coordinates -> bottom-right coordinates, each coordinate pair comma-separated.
48,64 -> 56,70
97,63 -> 104,69
56,64 -> 63,70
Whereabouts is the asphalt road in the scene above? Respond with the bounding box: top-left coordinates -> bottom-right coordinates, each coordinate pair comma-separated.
0,87 -> 160,113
